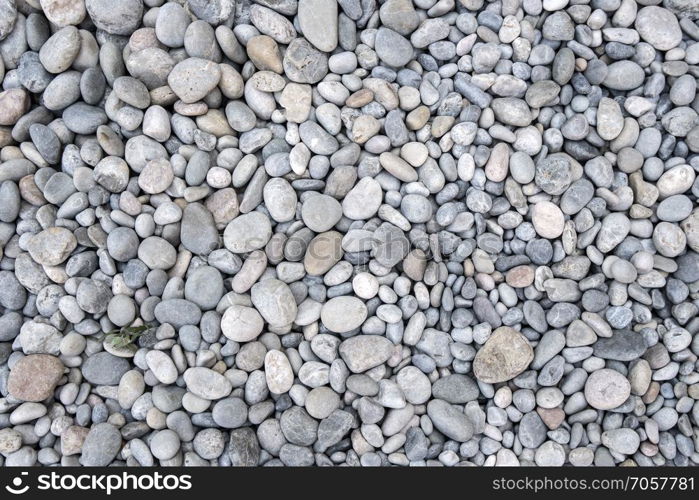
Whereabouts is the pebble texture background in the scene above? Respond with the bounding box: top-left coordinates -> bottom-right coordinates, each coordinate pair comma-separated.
0,0 -> 698,467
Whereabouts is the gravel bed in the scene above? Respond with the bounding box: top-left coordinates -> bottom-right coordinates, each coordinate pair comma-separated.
0,0 -> 698,467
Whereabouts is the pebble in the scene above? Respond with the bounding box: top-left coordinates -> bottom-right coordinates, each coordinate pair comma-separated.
635,7 -> 682,51
297,0 -> 337,53
321,296 -> 368,333
168,58 -> 222,104
251,279 -> 297,328
339,335 -> 393,373
531,201 -> 565,239
8,355 -> 64,402
473,327 -> 534,383
80,423 -> 122,466
183,367 -> 232,401
584,369 -> 631,410
26,227 -> 77,266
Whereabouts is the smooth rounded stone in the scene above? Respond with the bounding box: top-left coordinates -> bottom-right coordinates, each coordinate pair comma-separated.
342,177 -> 383,220
375,28 -> 413,67
168,58 -> 222,104
138,236 -> 177,270
603,61 -> 645,91
154,299 -> 202,329
150,429 -> 180,460
249,4 -> 295,45
653,222 -> 686,257
251,279 -> 297,328
305,387 -> 340,419
657,195 -> 693,222
0,0 -> 16,41
74,279 -> 111,315
525,80 -> 560,108
302,194 -> 342,232
0,181 -> 20,223
371,222 -> 409,268
43,172 -> 76,204
264,178 -> 297,223
321,296 -> 368,334
30,124 -> 62,165
212,398 -> 248,428
531,201 -> 564,239
535,155 -> 572,195
224,212 -> 272,254
155,2 -> 190,48
80,423 -> 122,466
146,351 -> 178,384
594,330 -> 646,361
221,305 -> 264,342
657,165 -> 695,198
280,407 -> 318,446
379,0 -> 419,35
0,89 -> 31,126
431,374 -> 479,404
246,35 -> 283,73
426,399 -> 474,442
298,0 -> 337,53
283,38 -> 329,84
63,103 -> 108,134
26,227 -> 76,266
184,266 -> 223,310
187,0 -> 234,25
304,231 -> 343,275
265,350 -> 294,394
506,265 -> 535,288
473,327 -> 534,383
0,271 -> 25,310
181,203 -> 219,256
299,121 -> 339,155
193,428 -> 225,459
39,26 -> 81,73
596,213 -> 630,253
7,355 -> 64,402
40,0 -> 86,27
85,0 -> 142,34
597,98 -> 624,141
18,321 -> 62,355
534,441 -> 566,466
635,7 -> 682,51
491,98 -> 532,127
401,194 -> 433,223
138,158 -> 173,194
339,335 -> 392,373
0,428 -> 23,454
118,370 -> 145,409
82,352 -> 130,385
18,52 -> 53,94
584,369 -> 631,410
228,428 -> 260,466
226,101 -> 256,132
560,179 -> 594,215
661,106 -> 697,137
107,295 -> 136,327
601,428 -> 641,455
183,367 -> 232,401
396,366 -> 431,405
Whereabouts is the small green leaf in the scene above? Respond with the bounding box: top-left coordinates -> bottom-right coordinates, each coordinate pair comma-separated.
105,322 -> 152,349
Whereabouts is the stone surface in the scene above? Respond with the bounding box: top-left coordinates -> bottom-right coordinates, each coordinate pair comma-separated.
7,355 -> 64,402
473,327 -> 534,383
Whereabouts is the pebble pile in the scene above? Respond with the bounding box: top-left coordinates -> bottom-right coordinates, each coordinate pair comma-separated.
0,0 -> 698,468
